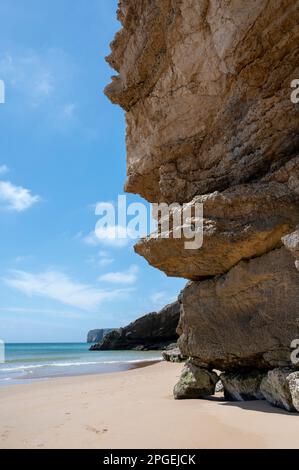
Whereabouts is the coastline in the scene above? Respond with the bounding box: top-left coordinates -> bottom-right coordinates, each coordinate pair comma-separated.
1,361 -> 299,449
0,343 -> 163,387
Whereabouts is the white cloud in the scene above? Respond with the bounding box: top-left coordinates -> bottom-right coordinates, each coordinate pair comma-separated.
98,257 -> 114,267
83,225 -> 132,249
0,307 -> 86,319
98,265 -> 139,285
0,52 -> 56,105
3,270 -> 133,311
0,180 -> 40,212
86,251 -> 115,268
0,164 -> 9,175
0,50 -> 78,126
60,103 -> 76,119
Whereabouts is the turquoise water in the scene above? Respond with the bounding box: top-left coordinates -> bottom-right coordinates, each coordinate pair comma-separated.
0,343 -> 162,386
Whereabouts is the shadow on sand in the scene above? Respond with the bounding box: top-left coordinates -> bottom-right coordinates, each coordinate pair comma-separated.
205,395 -> 297,415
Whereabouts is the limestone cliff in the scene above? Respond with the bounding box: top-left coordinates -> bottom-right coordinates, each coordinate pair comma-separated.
105,0 -> 299,411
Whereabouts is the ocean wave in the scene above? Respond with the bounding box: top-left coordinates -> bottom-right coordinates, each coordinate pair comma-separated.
0,357 -> 162,373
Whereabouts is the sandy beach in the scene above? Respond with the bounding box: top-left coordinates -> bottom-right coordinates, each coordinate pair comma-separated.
0,362 -> 298,449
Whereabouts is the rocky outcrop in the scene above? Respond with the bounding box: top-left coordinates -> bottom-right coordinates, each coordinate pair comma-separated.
87,329 -> 114,343
260,369 -> 299,412
173,361 -> 218,399
178,247 -> 299,370
135,183 -> 299,280
91,301 -> 180,351
105,0 -> 299,411
162,345 -> 186,363
220,371 -> 265,401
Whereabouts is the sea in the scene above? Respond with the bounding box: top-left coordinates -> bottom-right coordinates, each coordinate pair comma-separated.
0,343 -> 162,387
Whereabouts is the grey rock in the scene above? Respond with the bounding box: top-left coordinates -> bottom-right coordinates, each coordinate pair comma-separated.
174,361 -> 218,399
162,347 -> 186,363
282,228 -> 299,271
215,380 -> 224,393
221,370 -> 265,401
260,368 -> 299,412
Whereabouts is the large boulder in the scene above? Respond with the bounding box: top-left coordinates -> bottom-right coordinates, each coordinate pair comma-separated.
91,301 -> 180,351
162,346 -> 186,363
174,361 -> 218,399
135,182 -> 299,279
220,370 -> 265,401
105,0 -> 299,204
178,247 -> 299,370
260,369 -> 299,412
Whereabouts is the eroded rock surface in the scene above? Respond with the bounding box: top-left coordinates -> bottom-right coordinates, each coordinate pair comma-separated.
173,361 -> 218,399
221,370 -> 265,401
105,1 -> 299,411
105,0 -> 299,204
135,182 -> 299,279
178,247 -> 299,370
260,369 -> 299,412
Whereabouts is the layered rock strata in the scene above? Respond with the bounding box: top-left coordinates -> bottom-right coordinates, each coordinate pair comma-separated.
105,0 -> 299,411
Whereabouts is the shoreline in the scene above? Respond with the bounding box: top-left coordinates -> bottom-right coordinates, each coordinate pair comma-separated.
1,361 -> 299,449
0,344 -> 163,387
0,358 -> 161,388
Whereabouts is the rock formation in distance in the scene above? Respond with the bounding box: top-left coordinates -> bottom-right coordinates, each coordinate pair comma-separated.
87,329 -> 115,343
90,301 -> 180,351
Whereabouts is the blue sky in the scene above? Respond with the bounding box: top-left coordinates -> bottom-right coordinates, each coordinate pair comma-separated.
0,0 -> 185,342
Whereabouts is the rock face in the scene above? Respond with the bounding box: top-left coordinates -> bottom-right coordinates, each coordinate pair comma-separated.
178,247 -> 299,370
105,0 -> 299,204
173,361 -> 218,399
87,329 -> 114,343
105,1 -> 299,411
135,183 -> 299,280
91,301 -> 180,351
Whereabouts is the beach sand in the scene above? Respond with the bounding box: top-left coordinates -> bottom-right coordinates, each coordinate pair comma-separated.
0,361 -> 298,449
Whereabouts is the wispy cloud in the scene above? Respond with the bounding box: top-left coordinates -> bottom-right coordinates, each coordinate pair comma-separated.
0,49 -> 78,125
3,270 -> 133,311
98,265 -> 139,285
0,164 -> 9,175
0,51 -> 56,106
83,225 -> 133,249
150,291 -> 176,310
0,180 -> 40,212
86,250 -> 114,268
0,307 -> 87,320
